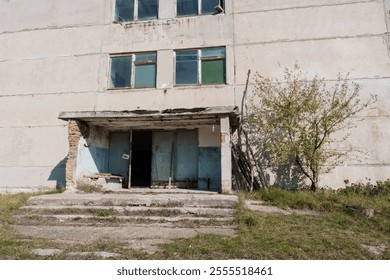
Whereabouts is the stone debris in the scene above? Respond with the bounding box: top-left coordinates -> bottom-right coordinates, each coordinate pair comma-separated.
346,206 -> 375,218
361,244 -> 386,256
31,248 -> 63,256
67,251 -> 120,258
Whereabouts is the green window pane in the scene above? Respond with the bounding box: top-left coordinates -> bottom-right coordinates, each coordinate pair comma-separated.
111,56 -> 132,88
116,0 -> 134,21
202,59 -> 224,84
135,64 -> 156,88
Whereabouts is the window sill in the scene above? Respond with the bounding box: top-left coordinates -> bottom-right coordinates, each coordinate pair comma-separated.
107,87 -> 156,92
112,18 -> 159,25
175,13 -> 225,19
106,84 -> 229,92
174,83 -> 228,89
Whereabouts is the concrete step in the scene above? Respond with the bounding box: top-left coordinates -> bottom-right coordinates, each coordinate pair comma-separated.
14,224 -> 236,253
18,205 -> 235,217
26,193 -> 238,209
14,191 -> 237,228
13,214 -> 235,227
13,191 -> 238,252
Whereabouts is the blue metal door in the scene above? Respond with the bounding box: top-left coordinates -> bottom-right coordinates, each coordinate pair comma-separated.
151,130 -> 199,187
175,131 -> 199,180
151,131 -> 174,183
108,132 -> 130,180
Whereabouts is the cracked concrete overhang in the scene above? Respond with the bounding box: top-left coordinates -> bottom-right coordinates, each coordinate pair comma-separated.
58,106 -> 240,131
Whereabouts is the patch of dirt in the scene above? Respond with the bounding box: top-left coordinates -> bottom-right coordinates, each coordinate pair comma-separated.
245,200 -> 320,215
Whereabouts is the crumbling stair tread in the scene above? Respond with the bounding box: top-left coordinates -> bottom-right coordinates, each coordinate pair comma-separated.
13,214 -> 235,222
18,205 -> 235,216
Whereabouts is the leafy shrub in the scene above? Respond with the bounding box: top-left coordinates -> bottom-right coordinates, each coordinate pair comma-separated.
339,179 -> 390,196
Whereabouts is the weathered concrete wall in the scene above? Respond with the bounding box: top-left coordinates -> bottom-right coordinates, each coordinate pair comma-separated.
198,126 -> 220,148
0,125 -> 68,192
0,0 -> 110,33
0,0 -> 388,191
0,0 -> 234,191
220,117 -> 232,193
233,0 -> 390,188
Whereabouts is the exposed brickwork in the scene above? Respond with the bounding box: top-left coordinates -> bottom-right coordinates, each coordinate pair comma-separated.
65,120 -> 82,185
65,120 -> 90,186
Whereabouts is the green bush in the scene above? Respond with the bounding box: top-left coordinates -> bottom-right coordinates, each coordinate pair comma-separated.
339,179 -> 390,196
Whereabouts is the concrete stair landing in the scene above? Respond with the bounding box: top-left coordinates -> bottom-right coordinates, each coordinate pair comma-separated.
13,190 -> 238,253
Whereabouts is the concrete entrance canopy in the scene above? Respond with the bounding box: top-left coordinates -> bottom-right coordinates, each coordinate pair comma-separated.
59,106 -> 239,131
59,106 -> 239,194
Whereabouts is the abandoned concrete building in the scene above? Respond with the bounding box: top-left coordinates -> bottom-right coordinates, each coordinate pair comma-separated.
0,0 -> 389,193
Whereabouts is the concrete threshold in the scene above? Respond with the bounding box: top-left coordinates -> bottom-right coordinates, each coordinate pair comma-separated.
27,192 -> 238,208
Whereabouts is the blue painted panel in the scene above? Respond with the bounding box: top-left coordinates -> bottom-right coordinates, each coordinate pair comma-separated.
152,131 -> 199,184
92,146 -> 108,172
108,133 -> 130,179
175,131 -> 199,180
77,146 -> 108,175
151,131 -> 174,182
198,147 -> 221,191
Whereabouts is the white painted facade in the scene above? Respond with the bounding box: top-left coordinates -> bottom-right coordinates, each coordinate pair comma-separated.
0,0 -> 389,192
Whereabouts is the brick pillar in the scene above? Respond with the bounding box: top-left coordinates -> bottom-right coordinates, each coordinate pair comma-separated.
65,120 -> 82,189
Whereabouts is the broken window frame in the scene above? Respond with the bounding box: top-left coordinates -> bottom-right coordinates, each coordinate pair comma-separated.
174,47 -> 226,86
110,52 -> 157,89
176,0 -> 224,17
115,0 -> 159,22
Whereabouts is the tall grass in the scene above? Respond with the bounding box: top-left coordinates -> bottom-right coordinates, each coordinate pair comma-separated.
246,186 -> 390,214
0,193 -> 31,223
155,187 -> 389,260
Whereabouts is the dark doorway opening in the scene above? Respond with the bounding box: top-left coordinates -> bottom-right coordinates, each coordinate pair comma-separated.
131,130 -> 152,187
